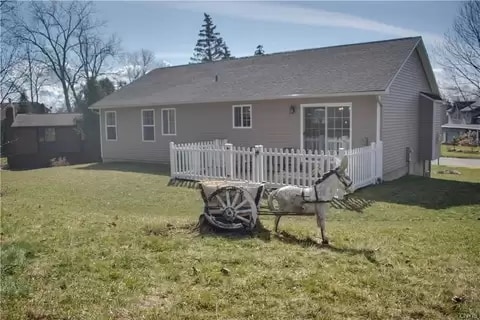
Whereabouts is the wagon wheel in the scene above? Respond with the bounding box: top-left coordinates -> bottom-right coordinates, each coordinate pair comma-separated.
204,186 -> 258,231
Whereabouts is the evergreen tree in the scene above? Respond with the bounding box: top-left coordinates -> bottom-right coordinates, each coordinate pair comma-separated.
220,40 -> 232,60
18,91 -> 29,114
75,77 -> 116,160
98,78 -> 115,96
254,45 -> 265,56
191,13 -> 229,63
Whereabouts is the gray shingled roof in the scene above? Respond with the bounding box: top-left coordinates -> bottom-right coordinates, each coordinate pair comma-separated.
11,113 -> 82,127
91,37 -> 428,109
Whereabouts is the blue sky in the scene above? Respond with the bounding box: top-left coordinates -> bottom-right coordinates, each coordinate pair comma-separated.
95,1 -> 460,66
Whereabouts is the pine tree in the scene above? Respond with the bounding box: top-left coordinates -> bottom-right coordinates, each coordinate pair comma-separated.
191,13 -> 229,63
18,91 -> 29,114
254,45 -> 265,56
220,40 -> 232,60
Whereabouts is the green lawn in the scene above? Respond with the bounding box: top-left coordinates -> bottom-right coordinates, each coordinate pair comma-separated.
441,144 -> 480,159
1,162 -> 480,319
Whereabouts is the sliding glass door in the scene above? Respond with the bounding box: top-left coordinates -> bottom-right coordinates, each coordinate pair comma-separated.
303,105 -> 351,152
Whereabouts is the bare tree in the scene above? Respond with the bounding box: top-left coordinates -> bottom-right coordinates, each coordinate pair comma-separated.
123,49 -> 160,83
13,1 -> 95,112
439,0 -> 480,99
22,44 -> 49,103
0,0 -> 25,103
77,34 -> 119,82
0,45 -> 25,104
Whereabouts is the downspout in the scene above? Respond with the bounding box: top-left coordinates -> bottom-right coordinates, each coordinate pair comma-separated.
375,95 -> 382,143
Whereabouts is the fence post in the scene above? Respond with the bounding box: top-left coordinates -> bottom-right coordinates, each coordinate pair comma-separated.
169,141 -> 175,177
254,145 -> 264,183
370,142 -> 376,184
376,141 -> 383,183
225,143 -> 233,179
339,148 -> 345,167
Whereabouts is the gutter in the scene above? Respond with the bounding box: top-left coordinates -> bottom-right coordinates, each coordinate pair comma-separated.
89,90 -> 387,110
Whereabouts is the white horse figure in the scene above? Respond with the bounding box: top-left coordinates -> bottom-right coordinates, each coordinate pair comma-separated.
267,156 -> 353,244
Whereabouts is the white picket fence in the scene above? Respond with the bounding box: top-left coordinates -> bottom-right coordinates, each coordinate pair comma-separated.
169,140 -> 383,191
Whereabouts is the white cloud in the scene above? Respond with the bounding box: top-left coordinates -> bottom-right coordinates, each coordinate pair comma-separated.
168,1 -> 443,45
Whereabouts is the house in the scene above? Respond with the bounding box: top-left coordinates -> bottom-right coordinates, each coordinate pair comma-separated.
90,36 -> 445,181
5,113 -> 99,169
1,99 -> 51,155
442,100 -> 480,144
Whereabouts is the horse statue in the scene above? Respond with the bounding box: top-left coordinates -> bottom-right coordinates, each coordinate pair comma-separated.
267,156 -> 353,245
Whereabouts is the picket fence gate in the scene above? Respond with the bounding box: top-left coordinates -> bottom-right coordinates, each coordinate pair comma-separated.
169,140 -> 383,191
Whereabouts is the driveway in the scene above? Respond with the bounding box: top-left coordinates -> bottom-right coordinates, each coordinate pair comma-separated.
434,157 -> 480,168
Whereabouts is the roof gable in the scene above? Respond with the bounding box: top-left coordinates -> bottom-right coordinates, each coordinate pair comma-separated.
91,37 -> 432,109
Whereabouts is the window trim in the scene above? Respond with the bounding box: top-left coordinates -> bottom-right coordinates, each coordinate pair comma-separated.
105,110 -> 117,141
141,109 -> 156,142
232,104 -> 252,129
161,108 -> 176,136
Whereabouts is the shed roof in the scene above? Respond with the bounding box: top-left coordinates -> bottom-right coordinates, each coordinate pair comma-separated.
91,36 -> 439,109
11,113 -> 82,128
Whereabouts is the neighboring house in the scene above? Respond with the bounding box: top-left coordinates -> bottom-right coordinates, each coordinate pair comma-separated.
5,113 -> 99,169
90,36 -> 445,181
442,100 -> 480,144
1,100 -> 51,155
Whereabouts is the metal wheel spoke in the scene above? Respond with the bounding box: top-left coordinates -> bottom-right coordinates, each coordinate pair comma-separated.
234,199 -> 248,210
226,190 -> 231,207
208,209 -> 224,215
215,195 -> 227,209
236,215 -> 250,224
236,209 -> 252,214
231,191 -> 240,208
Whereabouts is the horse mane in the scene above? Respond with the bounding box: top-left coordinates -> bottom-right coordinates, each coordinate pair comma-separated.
314,168 -> 337,185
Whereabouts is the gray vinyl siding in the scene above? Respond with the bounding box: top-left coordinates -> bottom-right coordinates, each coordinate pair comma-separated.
381,49 -> 432,180
100,95 -> 377,163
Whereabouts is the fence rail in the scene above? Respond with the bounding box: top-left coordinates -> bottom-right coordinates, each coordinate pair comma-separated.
170,140 -> 383,191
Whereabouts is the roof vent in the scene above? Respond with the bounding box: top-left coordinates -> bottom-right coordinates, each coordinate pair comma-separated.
215,74 -> 218,82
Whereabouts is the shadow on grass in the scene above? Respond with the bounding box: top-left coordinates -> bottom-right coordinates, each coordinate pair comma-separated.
167,178 -> 201,189
76,162 -> 170,176
355,175 -> 480,210
274,231 -> 379,264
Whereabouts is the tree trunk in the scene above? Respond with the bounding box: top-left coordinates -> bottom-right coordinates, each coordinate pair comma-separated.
61,81 -> 72,112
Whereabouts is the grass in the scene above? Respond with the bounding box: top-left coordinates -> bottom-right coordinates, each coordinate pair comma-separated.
441,144 -> 480,159
1,162 -> 480,319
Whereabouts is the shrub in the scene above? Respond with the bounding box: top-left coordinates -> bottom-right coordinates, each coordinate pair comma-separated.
49,156 -> 70,167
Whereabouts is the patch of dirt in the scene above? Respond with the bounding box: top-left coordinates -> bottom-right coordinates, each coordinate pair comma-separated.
436,169 -> 462,175
143,222 -> 196,237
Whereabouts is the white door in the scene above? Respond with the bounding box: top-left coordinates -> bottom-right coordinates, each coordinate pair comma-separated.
302,105 -> 351,152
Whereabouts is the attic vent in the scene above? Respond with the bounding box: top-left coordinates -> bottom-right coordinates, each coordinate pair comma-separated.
215,74 -> 218,82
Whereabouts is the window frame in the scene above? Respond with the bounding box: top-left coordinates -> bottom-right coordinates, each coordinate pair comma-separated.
105,110 -> 117,141
161,108 -> 176,136
141,109 -> 155,142
232,104 -> 252,129
39,127 -> 56,143
300,102 -> 352,151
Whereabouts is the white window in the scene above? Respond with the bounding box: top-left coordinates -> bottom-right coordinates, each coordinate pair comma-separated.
105,111 -> 117,141
233,105 -> 252,128
141,109 -> 155,141
161,108 -> 176,135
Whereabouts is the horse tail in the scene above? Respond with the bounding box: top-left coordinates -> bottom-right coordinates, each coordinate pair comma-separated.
267,188 -> 278,211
